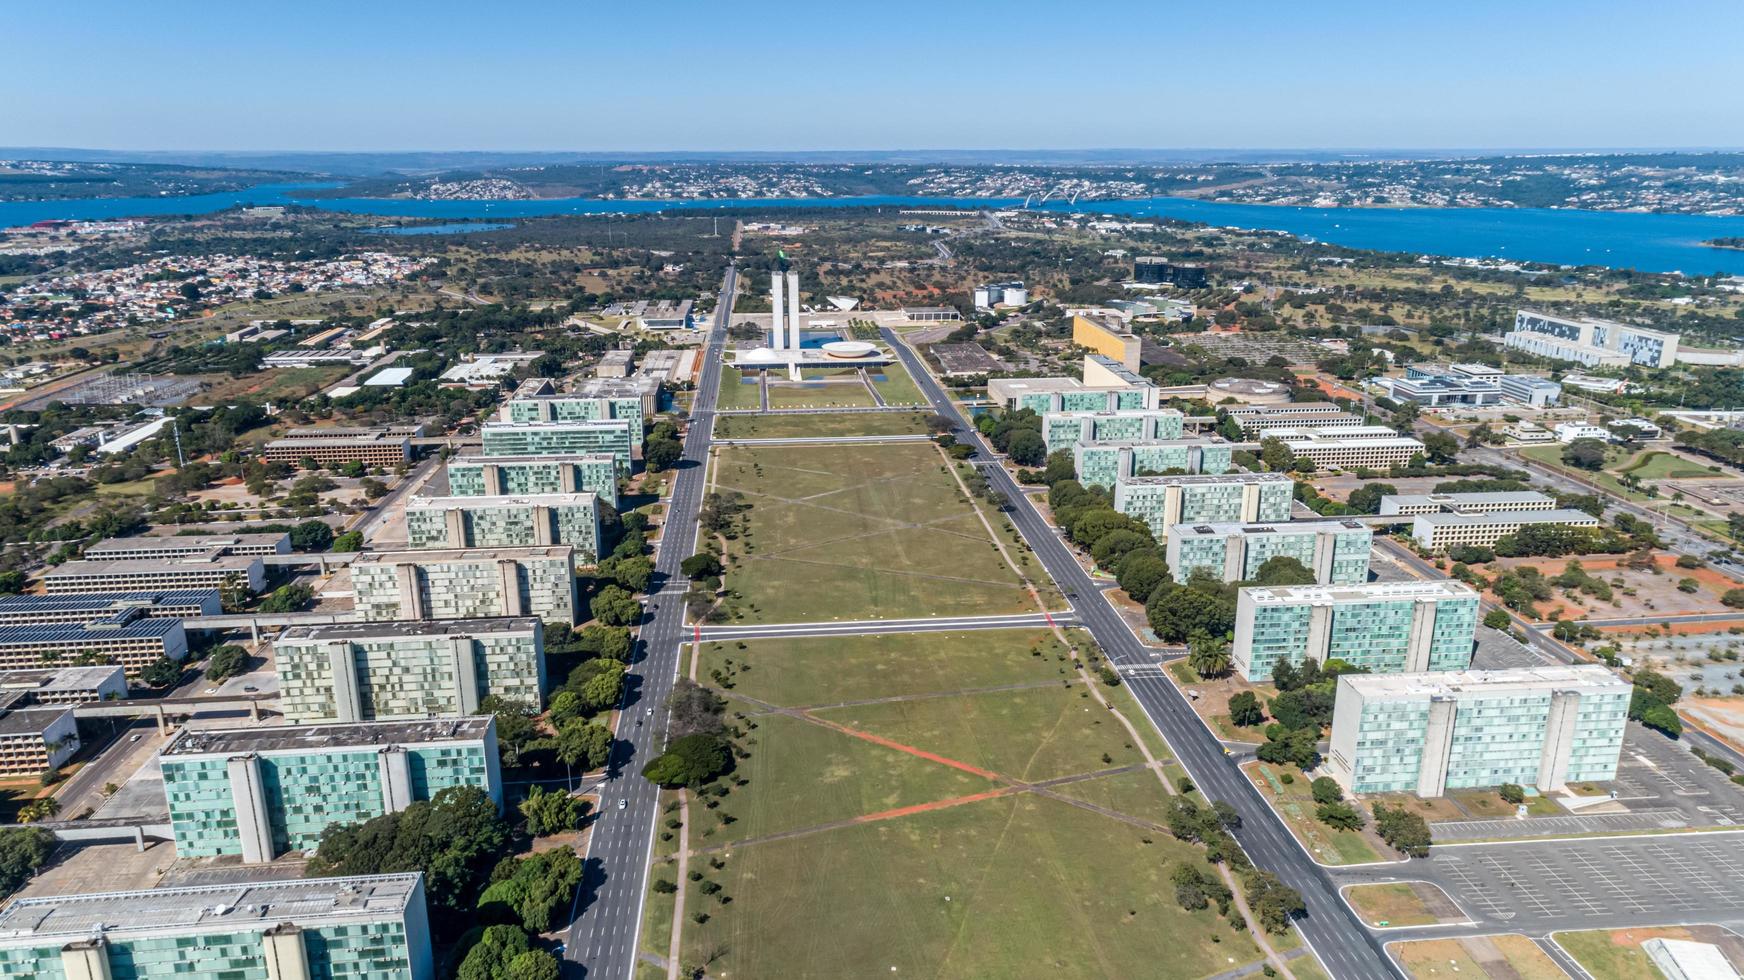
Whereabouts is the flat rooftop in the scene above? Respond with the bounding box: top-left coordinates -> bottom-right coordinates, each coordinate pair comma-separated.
0,617 -> 182,645
163,716 -> 494,757
1241,580 -> 1478,605
0,873 -> 422,941
1172,519 -> 1371,536
0,590 -> 219,613
1226,403 -> 1350,416
1341,664 -> 1630,698
279,425 -> 423,439
279,617 -> 539,644
481,419 -> 635,432
85,533 -> 288,555
988,377 -> 1132,395
1077,437 -> 1229,450
0,665 -> 124,691
0,702 -> 73,738
45,555 -> 262,577
1118,472 -> 1293,487
1044,408 -> 1183,420
1383,491 -> 1556,508
406,492 -> 598,512
449,453 -> 616,466
264,432 -> 410,448
1414,508 -> 1600,527
353,545 -> 574,566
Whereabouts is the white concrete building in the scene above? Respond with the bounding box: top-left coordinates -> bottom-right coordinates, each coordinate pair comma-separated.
1555,422 -> 1612,443
1411,509 -> 1601,552
1326,666 -> 1631,797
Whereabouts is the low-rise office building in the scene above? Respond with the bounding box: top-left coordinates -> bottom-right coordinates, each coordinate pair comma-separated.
1232,580 -> 1479,681
162,716 -> 501,862
263,428 -> 412,468
0,874 -> 435,979
1113,472 -> 1294,539
1326,666 -> 1630,797
405,493 -> 601,562
0,589 -> 220,626
1505,309 -> 1679,369
481,419 -> 636,470
0,664 -> 127,703
1072,440 -> 1234,490
1265,428 -> 1426,470
1555,422 -> 1612,443
446,453 -> 620,508
276,618 -> 544,723
1166,520 -> 1373,586
0,612 -> 188,675
1378,491 -> 1557,516
1226,404 -> 1366,435
1412,508 -> 1601,551
1498,374 -> 1562,408
1042,408 -> 1186,455
0,692 -> 80,776
351,546 -> 578,624
43,554 -> 265,595
83,532 -> 290,560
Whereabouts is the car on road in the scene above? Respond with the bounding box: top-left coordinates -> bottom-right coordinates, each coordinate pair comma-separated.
617,798 -> 627,810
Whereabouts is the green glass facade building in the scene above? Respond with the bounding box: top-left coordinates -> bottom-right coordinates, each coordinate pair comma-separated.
405,493 -> 601,562
350,546 -> 579,624
161,717 -> 500,863
1072,440 -> 1234,490
1233,581 -> 1479,681
1112,473 -> 1294,540
1041,409 -> 1186,455
1327,666 -> 1632,797
481,419 -> 636,471
0,873 -> 434,980
446,453 -> 619,508
1165,520 -> 1372,585
275,618 -> 545,723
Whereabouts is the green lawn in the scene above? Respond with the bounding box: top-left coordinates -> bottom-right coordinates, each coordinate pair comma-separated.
765,377 -> 876,409
713,411 -> 931,440
714,442 -> 1034,622
679,788 -> 1262,980
1248,763 -> 1384,865
1554,928 -> 1687,980
868,360 -> 926,406
716,367 -> 765,410
1520,445 -> 1649,501
700,629 -> 1072,706
1343,883 -> 1442,927
1615,450 -> 1724,482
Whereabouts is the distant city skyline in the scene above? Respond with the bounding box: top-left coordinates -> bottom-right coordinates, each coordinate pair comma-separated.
10,0 -> 1744,153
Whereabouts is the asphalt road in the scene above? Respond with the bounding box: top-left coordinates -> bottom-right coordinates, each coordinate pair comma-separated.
880,328 -> 1399,980
564,266 -> 735,978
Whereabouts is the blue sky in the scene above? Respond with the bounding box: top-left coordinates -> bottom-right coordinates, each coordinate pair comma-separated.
9,0 -> 1744,152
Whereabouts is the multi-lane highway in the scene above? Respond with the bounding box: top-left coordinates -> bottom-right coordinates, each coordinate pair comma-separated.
564,267 -> 734,977
880,327 -> 1399,980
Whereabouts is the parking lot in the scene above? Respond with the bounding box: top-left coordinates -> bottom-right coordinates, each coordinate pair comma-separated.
1423,833 -> 1744,927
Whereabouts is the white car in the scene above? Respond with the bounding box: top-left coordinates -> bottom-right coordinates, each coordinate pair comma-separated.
617,798 -> 628,810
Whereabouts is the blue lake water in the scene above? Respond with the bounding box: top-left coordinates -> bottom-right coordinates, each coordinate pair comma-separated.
6,182 -> 1744,275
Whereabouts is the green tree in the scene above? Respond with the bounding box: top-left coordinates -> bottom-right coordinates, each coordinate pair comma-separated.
458,924 -> 533,980
1483,608 -> 1512,629
139,656 -> 182,688
308,785 -> 510,914
1116,550 -> 1170,603
0,571 -> 26,595
1345,483 -> 1397,514
1310,776 -> 1343,805
1258,437 -> 1295,472
1316,801 -> 1364,831
1228,691 -> 1265,727
0,827 -> 55,898
288,519 -> 334,551
1243,871 -> 1304,933
1372,802 -> 1433,857
331,530 -> 363,552
1498,783 -> 1525,805
645,438 -> 683,473
15,799 -> 59,824
506,951 -> 561,980
205,645 -> 247,682
601,555 -> 654,593
1562,438 -> 1608,470
642,733 -> 732,788
518,786 -> 586,836
1187,632 -> 1232,679
1146,586 -> 1234,643
1005,429 -> 1046,466
681,553 -> 723,580
556,720 -> 613,770
1421,431 -> 1460,464
591,585 -> 641,626
1249,555 -> 1316,587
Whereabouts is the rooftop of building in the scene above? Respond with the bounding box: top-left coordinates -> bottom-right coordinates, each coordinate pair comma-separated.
0,873 -> 423,941
448,452 -> 616,467
0,700 -> 73,738
1118,471 -> 1293,487
45,554 -> 262,577
1042,407 -> 1183,420
1517,309 -> 1678,339
0,665 -> 124,692
1225,403 -> 1350,417
481,418 -> 635,432
1383,491 -> 1556,508
1412,508 -> 1600,527
279,425 -> 423,439
1171,519 -> 1371,536
163,716 -> 494,757
1339,664 -> 1630,698
1085,354 -> 1147,385
509,377 -> 654,400
987,376 -> 1135,395
0,590 -> 219,613
352,545 -> 574,566
0,615 -> 183,645
264,431 -> 411,448
1241,580 -> 1478,605
1076,437 -> 1232,451
84,532 -> 288,555
279,617 -> 539,644
406,492 -> 598,512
